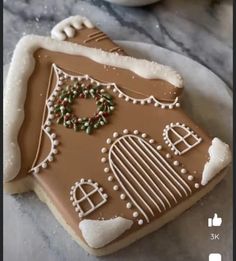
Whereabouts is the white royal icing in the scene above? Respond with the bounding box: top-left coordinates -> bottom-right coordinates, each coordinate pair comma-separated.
201,138 -> 232,186
51,16 -> 94,41
4,34 -> 183,182
79,217 -> 133,248
163,122 -> 202,155
70,179 -> 108,218
104,130 -> 193,224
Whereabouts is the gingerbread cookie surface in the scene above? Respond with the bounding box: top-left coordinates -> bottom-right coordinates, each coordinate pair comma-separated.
4,16 -> 232,256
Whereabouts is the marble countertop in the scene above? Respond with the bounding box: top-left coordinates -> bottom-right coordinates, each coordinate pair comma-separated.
3,1 -> 233,261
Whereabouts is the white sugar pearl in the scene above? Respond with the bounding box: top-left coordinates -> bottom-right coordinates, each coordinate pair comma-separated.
133,130 -> 139,135
166,153 -> 171,159
101,157 -> 107,163
120,194 -> 126,200
108,176 -> 113,181
101,147 -> 107,153
138,219 -> 144,225
113,185 -> 119,191
113,132 -> 119,138
49,114 -> 54,120
149,139 -> 154,144
188,175 -> 193,181
173,160 -> 179,166
141,133 -> 147,138
157,145 -> 162,150
46,120 -> 51,126
104,167 -> 110,173
133,211 -> 139,218
126,202 -> 132,209
106,138 -> 112,144
181,168 -> 187,174
123,129 -> 128,134
42,162 -> 47,169
46,127 -> 51,132
194,183 -> 200,189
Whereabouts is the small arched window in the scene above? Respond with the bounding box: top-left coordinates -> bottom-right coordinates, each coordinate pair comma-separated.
70,179 -> 108,218
163,123 -> 202,155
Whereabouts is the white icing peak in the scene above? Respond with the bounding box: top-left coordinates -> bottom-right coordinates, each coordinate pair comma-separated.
201,138 -> 232,185
51,16 -> 94,41
4,34 -> 183,182
79,217 -> 133,248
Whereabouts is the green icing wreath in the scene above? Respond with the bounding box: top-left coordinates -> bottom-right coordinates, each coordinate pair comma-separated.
53,81 -> 115,134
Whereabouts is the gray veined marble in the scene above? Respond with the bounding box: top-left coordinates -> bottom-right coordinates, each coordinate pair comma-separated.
3,1 -> 232,261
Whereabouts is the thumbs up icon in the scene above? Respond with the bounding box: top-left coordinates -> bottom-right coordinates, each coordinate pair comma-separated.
208,213 -> 222,227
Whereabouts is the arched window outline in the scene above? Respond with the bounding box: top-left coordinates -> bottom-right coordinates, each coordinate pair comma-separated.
163,122 -> 202,155
70,179 -> 108,218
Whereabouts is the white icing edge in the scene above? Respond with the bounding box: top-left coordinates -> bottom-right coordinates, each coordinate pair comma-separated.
4,34 -> 183,182
201,137 -> 232,186
51,16 -> 94,40
79,217 -> 133,248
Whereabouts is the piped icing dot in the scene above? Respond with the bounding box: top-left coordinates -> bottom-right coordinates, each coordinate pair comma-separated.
188,175 -> 193,181
53,140 -> 59,146
51,133 -> 56,139
138,219 -> 144,225
48,156 -> 54,162
173,160 -> 179,166
42,162 -> 47,169
161,105 -> 165,109
176,103 -> 180,107
104,167 -> 110,173
52,149 -> 58,154
126,202 -> 132,209
101,157 -> 107,163
125,97 -> 129,102
120,194 -> 126,200
113,185 -> 119,191
133,211 -> 139,218
194,183 -> 200,189
166,153 -> 171,159
133,100 -> 137,104
181,168 -> 187,174
133,130 -> 139,135
113,132 -> 119,138
101,147 -> 107,153
149,139 -> 154,144
157,145 -> 162,150
45,127 -> 51,132
141,100 -> 145,105
141,133 -> 147,138
123,129 -> 129,134
106,138 -> 112,144
154,103 -> 159,107
108,176 -> 113,181
34,168 -> 39,174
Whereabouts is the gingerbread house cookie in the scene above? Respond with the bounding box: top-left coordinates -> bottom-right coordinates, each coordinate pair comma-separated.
4,16 -> 232,256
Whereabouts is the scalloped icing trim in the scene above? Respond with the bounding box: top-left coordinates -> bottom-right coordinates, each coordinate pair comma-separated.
4,34 -> 183,182
79,217 -> 133,248
51,16 -> 94,41
201,137 -> 232,186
